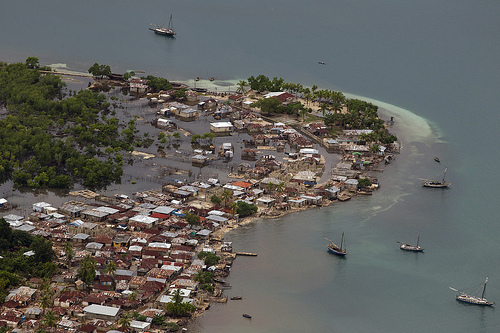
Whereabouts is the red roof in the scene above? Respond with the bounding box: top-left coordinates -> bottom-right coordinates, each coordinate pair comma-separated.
232,181 -> 253,188
150,213 -> 170,219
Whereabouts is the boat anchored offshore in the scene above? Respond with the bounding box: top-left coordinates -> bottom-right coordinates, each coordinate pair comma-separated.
149,14 -> 176,36
422,168 -> 451,188
449,277 -> 495,306
398,235 -> 424,252
325,232 -> 346,256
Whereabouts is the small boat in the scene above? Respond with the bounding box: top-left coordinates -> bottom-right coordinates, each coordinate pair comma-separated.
325,232 -> 346,256
449,277 -> 495,306
149,15 -> 177,36
398,235 -> 424,252
210,76 -> 215,81
242,313 -> 252,319
422,168 -> 451,188
318,61 -> 326,65
231,296 -> 242,300
434,157 -> 440,163
195,77 -> 200,81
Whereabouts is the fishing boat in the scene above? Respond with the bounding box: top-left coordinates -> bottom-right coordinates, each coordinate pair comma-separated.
434,157 -> 440,163
242,313 -> 252,319
422,168 -> 451,188
325,232 -> 346,256
149,15 -> 176,36
398,235 -> 424,252
231,296 -> 242,300
449,277 -> 495,306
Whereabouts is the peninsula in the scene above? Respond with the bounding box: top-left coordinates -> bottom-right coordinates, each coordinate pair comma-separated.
0,58 -> 398,332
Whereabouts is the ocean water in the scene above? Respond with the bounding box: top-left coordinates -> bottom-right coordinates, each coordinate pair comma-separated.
1,0 -> 500,332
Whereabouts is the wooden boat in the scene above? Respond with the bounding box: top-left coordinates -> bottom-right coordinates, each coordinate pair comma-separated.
398,235 -> 424,252
318,61 -> 326,65
422,168 -> 451,188
449,277 -> 495,306
210,76 -> 215,81
325,232 -> 346,256
149,14 -> 176,36
434,157 -> 440,163
242,313 -> 252,319
231,296 -> 242,300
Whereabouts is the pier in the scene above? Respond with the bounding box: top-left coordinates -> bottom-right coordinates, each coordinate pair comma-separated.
235,252 -> 258,256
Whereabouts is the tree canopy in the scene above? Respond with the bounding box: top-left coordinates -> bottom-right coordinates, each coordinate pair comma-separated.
0,58 -> 142,189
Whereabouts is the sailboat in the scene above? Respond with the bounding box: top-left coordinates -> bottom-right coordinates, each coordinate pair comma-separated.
325,232 -> 346,256
449,277 -> 495,306
422,168 -> 451,188
149,15 -> 176,36
398,235 -> 424,252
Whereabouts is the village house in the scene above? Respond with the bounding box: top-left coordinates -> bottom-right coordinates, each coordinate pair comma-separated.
210,121 -> 233,135
83,304 -> 121,321
129,79 -> 149,94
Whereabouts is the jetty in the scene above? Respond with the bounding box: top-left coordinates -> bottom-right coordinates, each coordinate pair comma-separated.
236,252 -> 258,256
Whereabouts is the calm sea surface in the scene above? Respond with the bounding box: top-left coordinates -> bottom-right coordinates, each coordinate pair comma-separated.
1,1 -> 500,332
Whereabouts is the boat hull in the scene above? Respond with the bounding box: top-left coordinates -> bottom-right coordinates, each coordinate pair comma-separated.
422,181 -> 451,188
327,245 -> 347,256
456,295 -> 494,306
400,244 -> 423,252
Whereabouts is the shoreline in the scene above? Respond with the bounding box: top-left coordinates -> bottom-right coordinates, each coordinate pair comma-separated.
0,63 -> 404,332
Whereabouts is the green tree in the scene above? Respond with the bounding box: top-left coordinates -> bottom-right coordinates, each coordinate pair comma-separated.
358,178 -> 372,188
25,57 -> 40,69
118,313 -> 132,330
221,190 -> 232,207
152,313 -> 165,325
104,261 -> 117,281
210,195 -> 221,206
236,201 -> 258,218
184,212 -> 200,226
78,255 -> 97,286
142,75 -> 173,92
166,288 -> 196,317
63,242 -> 74,265
236,80 -> 248,94
194,271 -> 213,284
123,71 -> 135,81
197,251 -> 220,266
252,97 -> 282,115
30,236 -> 55,263
42,310 -> 57,332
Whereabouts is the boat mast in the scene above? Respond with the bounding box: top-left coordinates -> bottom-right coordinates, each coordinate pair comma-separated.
340,231 -> 345,250
416,235 -> 420,247
482,276 -> 488,300
168,14 -> 174,31
443,168 -> 447,182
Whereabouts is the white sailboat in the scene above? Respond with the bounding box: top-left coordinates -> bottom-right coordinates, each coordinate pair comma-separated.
449,277 -> 494,306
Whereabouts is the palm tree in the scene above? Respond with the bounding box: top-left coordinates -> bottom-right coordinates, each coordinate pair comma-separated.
236,80 -> 248,94
370,144 -> 381,156
118,313 -> 132,331
78,255 -> 97,286
128,291 -> 137,301
229,202 -> 237,215
104,261 -> 117,277
265,182 -> 276,194
276,182 -> 285,193
63,242 -> 74,266
42,311 -> 57,332
40,294 -> 52,315
221,190 -> 232,208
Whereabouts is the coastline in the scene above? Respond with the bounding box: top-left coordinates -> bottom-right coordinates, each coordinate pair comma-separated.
0,64 -> 421,332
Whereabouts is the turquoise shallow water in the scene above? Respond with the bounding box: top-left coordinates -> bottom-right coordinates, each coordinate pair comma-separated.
1,0 -> 500,331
